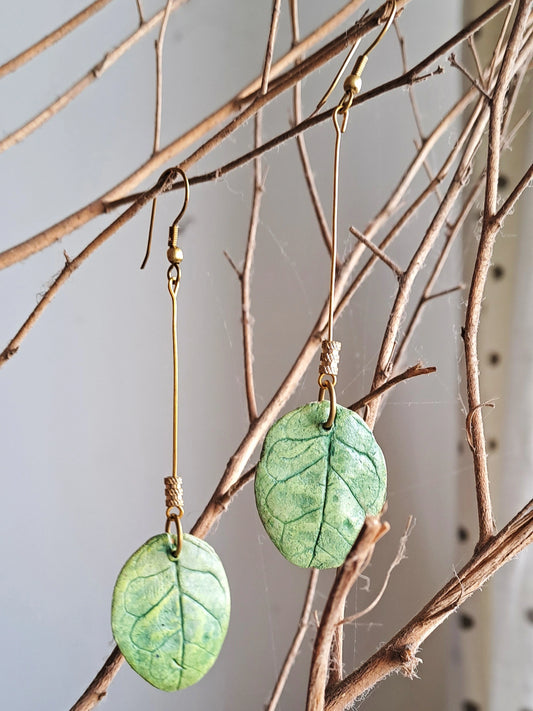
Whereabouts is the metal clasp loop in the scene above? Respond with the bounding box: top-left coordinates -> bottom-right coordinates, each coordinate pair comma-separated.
165,511 -> 183,559
318,373 -> 337,430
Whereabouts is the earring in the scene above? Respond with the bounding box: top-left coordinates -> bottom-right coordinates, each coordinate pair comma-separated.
111,168 -> 230,691
255,2 -> 396,570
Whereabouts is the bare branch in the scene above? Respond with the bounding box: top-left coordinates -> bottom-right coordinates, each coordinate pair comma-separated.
290,0 -> 335,262
494,160 -> 533,224
0,0 -> 190,155
153,0 -> 174,156
240,0 -> 282,423
306,518 -> 390,711
466,402 -> 496,452
349,364 -> 436,412
223,250 -> 242,279
260,0 -> 282,95
0,169 -> 180,365
69,645 -> 123,711
449,52 -> 492,99
365,90 -> 493,430
0,0 -> 114,79
339,517 -> 414,626
467,34 -> 487,89
462,0 -> 531,547
325,500 -> 533,711
349,228 -> 403,277
135,0 -> 144,26
1,0 -> 514,271
267,569 -> 320,711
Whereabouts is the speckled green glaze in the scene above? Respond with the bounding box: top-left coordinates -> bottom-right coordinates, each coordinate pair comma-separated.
255,401 -> 387,569
111,533 -> 230,691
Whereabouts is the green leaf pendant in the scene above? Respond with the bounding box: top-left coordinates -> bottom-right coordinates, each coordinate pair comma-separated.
255,401 -> 387,569
111,533 -> 230,691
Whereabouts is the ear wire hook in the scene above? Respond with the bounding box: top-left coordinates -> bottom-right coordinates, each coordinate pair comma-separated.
315,0 -> 397,114
140,166 -> 190,269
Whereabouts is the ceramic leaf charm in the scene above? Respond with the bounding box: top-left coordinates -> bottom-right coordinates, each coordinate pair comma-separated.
255,401 -> 386,568
111,171 -> 230,691
254,24 -> 395,568
112,533 -> 230,691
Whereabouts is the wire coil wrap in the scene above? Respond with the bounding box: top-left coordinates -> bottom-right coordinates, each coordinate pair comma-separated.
319,339 -> 341,377
164,475 -> 184,515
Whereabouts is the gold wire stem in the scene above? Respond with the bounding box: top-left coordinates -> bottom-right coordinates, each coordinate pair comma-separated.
328,106 -> 344,343
167,264 -> 181,483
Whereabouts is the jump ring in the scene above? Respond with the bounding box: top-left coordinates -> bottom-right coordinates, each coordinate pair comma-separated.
165,513 -> 183,558
317,376 -> 337,429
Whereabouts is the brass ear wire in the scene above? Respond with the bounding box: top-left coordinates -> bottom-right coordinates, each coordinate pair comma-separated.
316,1 -> 396,429
139,165 -> 189,555
140,166 -> 190,270
315,0 -> 397,114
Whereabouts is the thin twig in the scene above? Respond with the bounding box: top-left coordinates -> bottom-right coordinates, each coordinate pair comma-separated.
0,0 -> 114,79
69,646 -> 123,711
240,0 -> 282,422
468,35 -> 487,88
494,161 -> 533,224
349,228 -> 403,277
349,363 -> 436,412
0,0 -> 189,155
394,18 -> 447,206
290,0 -> 335,262
394,19 -> 426,141
339,517 -> 414,626
260,0 -> 282,95
135,0 -> 144,25
267,569 -> 320,711
153,0 -> 174,156
144,0 -> 175,267
449,52 -> 492,99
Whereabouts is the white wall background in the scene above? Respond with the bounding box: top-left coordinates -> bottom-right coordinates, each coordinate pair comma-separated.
0,1 -> 471,709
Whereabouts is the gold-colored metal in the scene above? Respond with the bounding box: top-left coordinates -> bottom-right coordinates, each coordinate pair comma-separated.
315,0 -> 397,114
165,512 -> 183,558
328,106 -> 344,344
315,39 -> 362,113
168,263 -> 181,486
164,475 -> 184,514
163,169 -> 189,542
315,2 -> 396,422
140,166 -> 190,270
318,376 -> 337,430
140,166 -> 190,545
319,339 -> 342,377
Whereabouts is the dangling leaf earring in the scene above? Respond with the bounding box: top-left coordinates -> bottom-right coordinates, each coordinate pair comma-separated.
111,168 -> 230,691
255,2 -> 396,570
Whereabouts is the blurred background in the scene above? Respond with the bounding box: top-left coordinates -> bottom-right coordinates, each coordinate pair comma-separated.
0,1 -> 531,709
